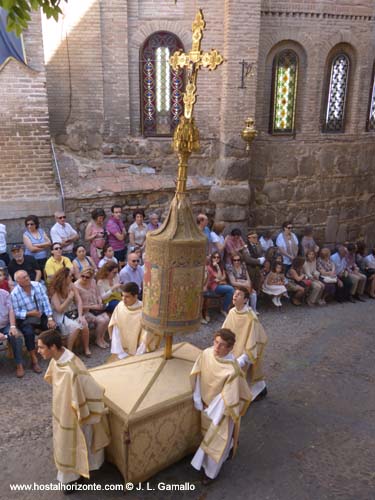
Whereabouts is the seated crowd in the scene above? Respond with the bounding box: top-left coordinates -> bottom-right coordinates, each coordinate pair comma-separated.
0,208 -> 374,379
0,205 -> 150,378
201,219 -> 375,321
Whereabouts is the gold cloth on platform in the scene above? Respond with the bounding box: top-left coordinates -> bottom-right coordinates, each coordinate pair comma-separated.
89,343 -> 202,483
223,307 -> 268,383
44,351 -> 110,479
190,347 -> 251,463
108,301 -> 161,355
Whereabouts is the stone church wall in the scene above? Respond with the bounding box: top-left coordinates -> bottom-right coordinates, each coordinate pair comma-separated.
0,11 -> 59,241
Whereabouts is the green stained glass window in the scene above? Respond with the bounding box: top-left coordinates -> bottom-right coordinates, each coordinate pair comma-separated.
270,50 -> 298,135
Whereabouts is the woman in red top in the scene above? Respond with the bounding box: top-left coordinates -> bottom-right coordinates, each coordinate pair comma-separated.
206,252 -> 234,315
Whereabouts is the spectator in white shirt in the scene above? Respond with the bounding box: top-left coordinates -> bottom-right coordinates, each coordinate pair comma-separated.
50,212 -> 79,261
210,221 -> 226,258
259,230 -> 274,254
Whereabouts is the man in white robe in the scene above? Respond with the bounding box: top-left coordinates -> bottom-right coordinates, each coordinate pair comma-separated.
191,329 -> 252,482
222,286 -> 268,401
37,329 -> 110,489
108,281 -> 161,359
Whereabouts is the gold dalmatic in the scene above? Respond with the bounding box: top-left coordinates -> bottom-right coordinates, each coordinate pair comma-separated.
142,10 -> 223,356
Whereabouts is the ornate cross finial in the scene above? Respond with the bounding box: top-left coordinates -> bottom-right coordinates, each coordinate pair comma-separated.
169,9 -> 223,119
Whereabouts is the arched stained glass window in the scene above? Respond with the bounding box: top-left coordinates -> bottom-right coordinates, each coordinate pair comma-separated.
140,32 -> 184,137
367,63 -> 375,131
270,50 -> 298,135
324,54 -> 350,132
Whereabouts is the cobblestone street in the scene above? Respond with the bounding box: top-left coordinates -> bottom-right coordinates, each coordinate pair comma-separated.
2,300 -> 374,500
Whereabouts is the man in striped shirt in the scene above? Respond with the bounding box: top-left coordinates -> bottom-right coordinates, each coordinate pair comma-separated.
11,270 -> 56,373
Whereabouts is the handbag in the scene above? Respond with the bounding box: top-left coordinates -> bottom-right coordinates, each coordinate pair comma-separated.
321,275 -> 337,284
301,279 -> 312,287
24,294 -> 42,327
64,310 -> 79,321
24,316 -> 42,327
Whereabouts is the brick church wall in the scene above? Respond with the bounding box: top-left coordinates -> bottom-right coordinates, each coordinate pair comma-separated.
0,11 -> 59,241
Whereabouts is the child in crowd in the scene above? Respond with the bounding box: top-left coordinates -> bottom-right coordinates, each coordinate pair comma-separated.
98,244 -> 119,269
262,261 -> 287,308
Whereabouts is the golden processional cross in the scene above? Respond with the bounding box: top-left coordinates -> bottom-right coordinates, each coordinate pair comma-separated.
169,9 -> 223,194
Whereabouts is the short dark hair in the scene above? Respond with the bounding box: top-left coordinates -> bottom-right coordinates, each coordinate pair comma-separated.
230,228 -> 242,237
111,204 -> 122,213
102,243 -> 113,255
91,208 -> 106,220
214,328 -> 236,348
38,329 -> 63,349
24,214 -> 40,229
122,281 -> 139,296
347,242 -> 356,253
235,286 -> 250,300
73,244 -> 86,255
262,230 -> 272,239
282,221 -> 293,230
133,209 -> 145,219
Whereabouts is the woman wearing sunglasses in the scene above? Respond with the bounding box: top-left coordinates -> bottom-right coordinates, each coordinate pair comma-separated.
206,253 -> 234,316
23,214 -> 51,270
227,253 -> 258,314
44,243 -> 73,284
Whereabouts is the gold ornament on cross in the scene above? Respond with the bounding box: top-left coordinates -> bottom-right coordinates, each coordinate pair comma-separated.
169,9 -> 223,195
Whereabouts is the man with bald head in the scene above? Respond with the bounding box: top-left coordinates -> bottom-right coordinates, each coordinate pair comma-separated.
119,252 -> 144,298
11,270 -> 56,373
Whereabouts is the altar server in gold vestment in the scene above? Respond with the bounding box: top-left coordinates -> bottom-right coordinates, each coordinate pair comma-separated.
191,329 -> 252,481
37,329 -> 110,486
108,281 -> 161,359
222,286 -> 268,401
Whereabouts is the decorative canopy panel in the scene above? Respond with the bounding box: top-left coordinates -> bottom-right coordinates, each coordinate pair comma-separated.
142,194 -> 206,335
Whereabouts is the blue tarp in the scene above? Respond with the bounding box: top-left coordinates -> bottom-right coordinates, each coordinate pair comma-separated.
0,7 -> 26,68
